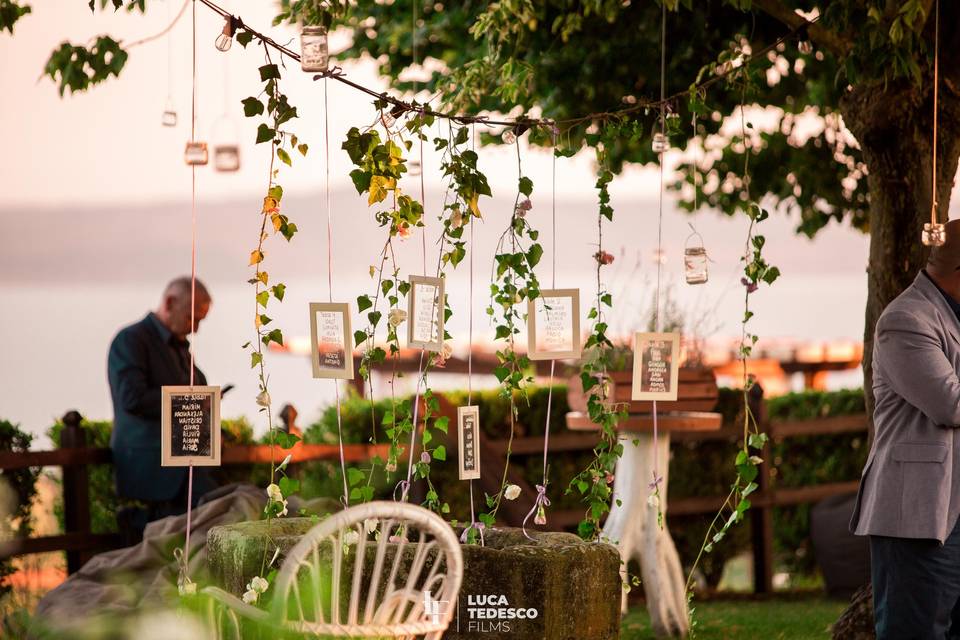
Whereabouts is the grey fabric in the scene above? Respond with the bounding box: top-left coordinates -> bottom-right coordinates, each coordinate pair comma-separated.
851,271 -> 960,543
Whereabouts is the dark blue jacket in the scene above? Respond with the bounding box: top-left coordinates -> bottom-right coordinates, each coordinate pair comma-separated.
107,313 -> 213,502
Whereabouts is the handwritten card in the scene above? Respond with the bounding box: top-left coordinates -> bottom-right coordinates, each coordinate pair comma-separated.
458,405 -> 481,480
161,386 -> 221,466
408,274 -> 445,352
631,332 -> 680,401
310,302 -> 354,379
527,288 -> 581,360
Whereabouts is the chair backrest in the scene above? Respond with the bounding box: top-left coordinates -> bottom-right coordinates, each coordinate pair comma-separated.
270,501 -> 463,638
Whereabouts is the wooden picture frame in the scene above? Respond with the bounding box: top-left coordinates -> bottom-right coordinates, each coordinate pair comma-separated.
631,332 -> 681,401
458,405 -> 481,480
407,274 -> 445,352
309,302 -> 354,379
161,385 -> 221,467
527,288 -> 581,361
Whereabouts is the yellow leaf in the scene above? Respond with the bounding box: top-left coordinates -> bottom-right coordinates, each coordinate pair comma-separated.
262,196 -> 278,213
369,265 -> 376,277
468,192 -> 482,219
255,313 -> 262,328
368,175 -> 396,206
249,250 -> 264,265
258,271 -> 269,285
271,213 -> 282,232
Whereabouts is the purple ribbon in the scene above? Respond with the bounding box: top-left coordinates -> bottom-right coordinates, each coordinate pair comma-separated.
393,478 -> 410,502
460,521 -> 485,545
521,484 -> 551,540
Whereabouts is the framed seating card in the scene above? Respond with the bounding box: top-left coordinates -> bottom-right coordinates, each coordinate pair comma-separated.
161,386 -> 221,467
458,405 -> 481,480
631,332 -> 680,401
309,302 -> 354,379
408,274 -> 445,352
527,288 -> 581,360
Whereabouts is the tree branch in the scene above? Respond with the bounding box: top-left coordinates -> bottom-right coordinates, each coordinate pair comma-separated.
750,0 -> 852,57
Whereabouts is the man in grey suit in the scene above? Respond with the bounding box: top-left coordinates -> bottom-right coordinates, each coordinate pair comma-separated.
852,219 -> 960,639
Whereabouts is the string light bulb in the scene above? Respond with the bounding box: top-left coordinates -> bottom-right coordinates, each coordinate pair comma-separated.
502,123 -> 529,145
796,24 -> 813,55
215,15 -> 237,52
380,104 -> 407,129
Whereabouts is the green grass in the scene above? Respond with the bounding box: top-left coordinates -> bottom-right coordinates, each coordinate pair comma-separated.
621,598 -> 846,640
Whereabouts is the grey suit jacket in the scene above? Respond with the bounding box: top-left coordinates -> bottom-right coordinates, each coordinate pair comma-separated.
851,272 -> 960,543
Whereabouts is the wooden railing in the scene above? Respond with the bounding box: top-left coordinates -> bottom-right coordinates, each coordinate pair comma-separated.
0,410 -> 389,574
1,400 -> 868,592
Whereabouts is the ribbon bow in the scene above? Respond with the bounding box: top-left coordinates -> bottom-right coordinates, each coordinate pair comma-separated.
522,484 -> 551,540
173,547 -> 195,596
460,521 -> 486,546
393,478 -> 411,502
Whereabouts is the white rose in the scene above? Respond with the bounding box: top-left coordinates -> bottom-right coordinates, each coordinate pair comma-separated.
504,484 -> 521,501
278,499 -> 288,517
441,342 -> 453,360
242,589 -> 258,605
250,576 -> 269,593
256,390 -> 271,407
343,530 -> 360,546
364,518 -> 378,533
449,209 -> 464,229
388,309 -> 408,328
266,483 -> 283,503
277,454 -> 293,472
647,493 -> 660,509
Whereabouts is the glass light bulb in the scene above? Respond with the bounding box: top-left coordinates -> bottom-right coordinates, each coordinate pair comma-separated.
502,129 -> 517,145
797,40 -> 813,55
215,33 -> 233,52
923,222 -> 946,247
381,112 -> 395,128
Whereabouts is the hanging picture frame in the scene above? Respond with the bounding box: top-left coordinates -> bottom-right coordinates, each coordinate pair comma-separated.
309,302 -> 354,379
407,274 -> 445,352
161,386 -> 222,467
527,288 -> 581,360
458,405 -> 481,480
631,332 -> 681,401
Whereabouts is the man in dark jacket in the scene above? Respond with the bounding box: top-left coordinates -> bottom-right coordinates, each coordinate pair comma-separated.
108,277 -> 216,541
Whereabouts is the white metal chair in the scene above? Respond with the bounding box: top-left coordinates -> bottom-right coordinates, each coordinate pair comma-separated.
204,501 -> 464,639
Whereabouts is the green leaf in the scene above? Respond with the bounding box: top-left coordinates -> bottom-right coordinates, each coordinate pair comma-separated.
256,291 -> 269,308
518,176 -> 533,196
235,30 -> 253,47
258,63 -> 281,81
347,468 -> 366,487
242,97 -> 264,117
526,243 -> 543,267
271,283 -> 286,301
278,475 -> 300,496
250,352 -> 262,368
354,330 -> 368,347
433,445 -> 446,461
357,295 -> 373,312
277,147 -> 292,166
256,124 -> 275,144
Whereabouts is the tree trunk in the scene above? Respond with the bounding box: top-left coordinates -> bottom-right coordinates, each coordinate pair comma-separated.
840,77 -> 960,443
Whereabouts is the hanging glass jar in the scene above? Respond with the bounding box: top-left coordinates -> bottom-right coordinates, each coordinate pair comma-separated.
184,141 -> 209,166
923,221 -> 946,247
212,116 -> 241,173
162,97 -> 178,128
300,26 -> 329,73
651,132 -> 668,153
684,228 -> 709,285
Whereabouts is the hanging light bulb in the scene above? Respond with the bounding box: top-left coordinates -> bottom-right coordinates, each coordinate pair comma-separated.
651,132 -> 669,153
797,39 -> 813,55
300,25 -> 329,72
381,104 -> 406,129
502,128 -> 517,145
215,15 -> 237,52
184,141 -> 209,166
923,222 -> 946,247
212,116 -> 240,172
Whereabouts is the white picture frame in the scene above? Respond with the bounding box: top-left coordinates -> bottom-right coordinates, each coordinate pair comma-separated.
407,274 -> 445,352
631,332 -> 681,401
527,288 -> 581,361
458,405 -> 481,480
309,302 -> 354,380
161,385 -> 221,467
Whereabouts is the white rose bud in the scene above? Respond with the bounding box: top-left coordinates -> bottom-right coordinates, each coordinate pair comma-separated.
256,390 -> 271,407
242,589 -> 259,604
266,483 -> 283,503
277,454 -> 293,472
388,308 -> 408,328
504,484 -> 521,501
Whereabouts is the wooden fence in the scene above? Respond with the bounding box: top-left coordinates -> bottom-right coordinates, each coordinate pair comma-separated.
0,400 -> 868,593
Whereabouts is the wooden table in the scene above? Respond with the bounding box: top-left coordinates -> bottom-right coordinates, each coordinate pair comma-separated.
566,369 -> 723,638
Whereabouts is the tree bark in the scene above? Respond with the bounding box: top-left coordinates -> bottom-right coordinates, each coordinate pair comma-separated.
840,77 -> 960,443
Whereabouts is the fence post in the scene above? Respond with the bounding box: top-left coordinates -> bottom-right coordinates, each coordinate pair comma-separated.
748,382 -> 774,594
60,410 -> 91,574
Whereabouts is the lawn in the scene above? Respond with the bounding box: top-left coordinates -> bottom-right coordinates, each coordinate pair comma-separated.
621,598 -> 847,640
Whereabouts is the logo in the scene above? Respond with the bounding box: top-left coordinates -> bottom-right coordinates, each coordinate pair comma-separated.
457,593 -> 540,634
422,590 -> 448,625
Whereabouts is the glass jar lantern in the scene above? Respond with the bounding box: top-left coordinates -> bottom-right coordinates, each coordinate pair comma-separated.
162,98 -> 177,128
923,222 -> 946,247
212,116 -> 241,173
184,141 -> 209,166
300,26 -> 329,73
684,230 -> 709,285
652,132 -> 668,153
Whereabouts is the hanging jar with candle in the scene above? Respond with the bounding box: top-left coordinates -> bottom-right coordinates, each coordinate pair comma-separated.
684,227 -> 709,285
923,221 -> 946,247
162,97 -> 178,128
184,141 -> 209,166
212,116 -> 241,173
301,26 -> 329,73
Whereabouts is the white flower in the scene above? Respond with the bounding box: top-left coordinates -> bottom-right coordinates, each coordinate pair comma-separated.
256,390 -> 271,407
178,581 -> 196,596
277,454 -> 293,472
504,484 -> 521,501
388,308 -> 408,328
266,483 -> 283,503
250,576 -> 269,593
364,518 -> 378,533
278,499 -> 289,517
385,459 -> 398,473
441,342 -> 453,360
449,209 -> 464,229
749,456 -> 764,465
343,530 -> 360,546
242,589 -> 259,605
647,493 -> 660,509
